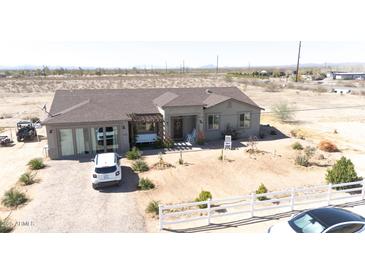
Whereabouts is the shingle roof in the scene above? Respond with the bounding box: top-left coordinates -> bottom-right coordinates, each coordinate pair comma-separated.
43,87 -> 262,125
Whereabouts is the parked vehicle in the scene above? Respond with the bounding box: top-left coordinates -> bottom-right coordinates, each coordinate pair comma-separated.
16,120 -> 37,142
268,207 -> 365,233
0,135 -> 13,146
91,152 -> 122,189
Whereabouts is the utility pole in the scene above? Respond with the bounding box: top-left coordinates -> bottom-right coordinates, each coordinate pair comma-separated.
295,41 -> 301,82
182,60 -> 185,74
216,55 -> 219,74
165,61 -> 168,74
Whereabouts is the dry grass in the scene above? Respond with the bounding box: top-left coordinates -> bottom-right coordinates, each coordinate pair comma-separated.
318,140 -> 339,152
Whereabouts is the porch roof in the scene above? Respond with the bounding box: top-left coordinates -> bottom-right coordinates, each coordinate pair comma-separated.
127,113 -> 163,123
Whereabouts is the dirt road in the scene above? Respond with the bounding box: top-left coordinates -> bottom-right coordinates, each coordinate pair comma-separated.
11,160 -> 146,233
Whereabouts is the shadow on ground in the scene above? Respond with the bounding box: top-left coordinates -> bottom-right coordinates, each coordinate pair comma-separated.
98,166 -> 139,193
164,199 -> 365,233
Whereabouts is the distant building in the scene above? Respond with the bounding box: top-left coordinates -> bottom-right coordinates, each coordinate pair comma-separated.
330,72 -> 365,80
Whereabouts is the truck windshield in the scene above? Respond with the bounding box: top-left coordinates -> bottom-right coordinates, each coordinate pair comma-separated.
95,166 -> 117,174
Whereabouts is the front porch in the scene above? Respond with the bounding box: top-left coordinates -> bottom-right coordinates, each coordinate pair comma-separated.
127,113 -> 164,148
170,115 -> 198,142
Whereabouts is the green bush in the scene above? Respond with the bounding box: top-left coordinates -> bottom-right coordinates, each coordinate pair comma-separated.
326,157 -> 362,189
256,183 -> 268,201
291,142 -> 303,150
138,178 -> 155,190
0,218 -> 13,233
295,155 -> 309,167
272,102 -> 296,122
195,190 -> 212,209
126,147 -> 141,160
28,158 -> 45,170
145,200 -> 160,216
1,188 -> 28,208
19,172 -> 36,185
132,160 -> 149,172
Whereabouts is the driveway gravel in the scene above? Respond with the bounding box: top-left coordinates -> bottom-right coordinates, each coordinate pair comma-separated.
12,160 -> 145,232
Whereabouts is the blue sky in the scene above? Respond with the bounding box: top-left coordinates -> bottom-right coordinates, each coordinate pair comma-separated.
1,41 -> 365,68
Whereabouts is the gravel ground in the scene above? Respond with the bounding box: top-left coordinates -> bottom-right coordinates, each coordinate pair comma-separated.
11,160 -> 146,233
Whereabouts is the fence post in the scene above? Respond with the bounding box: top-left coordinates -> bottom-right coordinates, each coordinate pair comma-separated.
250,193 -> 256,217
159,205 -> 163,231
327,183 -> 332,206
290,187 -> 295,211
207,198 -> 211,225
361,181 -> 365,200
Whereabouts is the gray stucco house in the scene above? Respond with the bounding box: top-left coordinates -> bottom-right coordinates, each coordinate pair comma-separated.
43,87 -> 262,159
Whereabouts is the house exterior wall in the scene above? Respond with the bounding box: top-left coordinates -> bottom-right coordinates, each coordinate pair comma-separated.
203,99 -> 261,141
162,106 -> 204,138
45,121 -> 130,159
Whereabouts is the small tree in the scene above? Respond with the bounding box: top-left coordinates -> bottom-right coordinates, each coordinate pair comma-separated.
272,102 -> 296,122
326,157 -> 362,188
195,190 -> 212,209
256,183 -> 268,201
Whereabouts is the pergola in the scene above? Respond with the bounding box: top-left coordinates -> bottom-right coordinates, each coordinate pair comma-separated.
127,113 -> 164,123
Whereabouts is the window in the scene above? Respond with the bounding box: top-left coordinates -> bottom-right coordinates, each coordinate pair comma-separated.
135,122 -> 156,133
327,223 -> 364,233
207,114 -> 220,130
289,213 -> 325,233
59,129 -> 74,157
239,112 -> 251,128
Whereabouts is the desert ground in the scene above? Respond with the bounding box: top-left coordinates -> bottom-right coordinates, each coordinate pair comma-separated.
1,74 -> 365,232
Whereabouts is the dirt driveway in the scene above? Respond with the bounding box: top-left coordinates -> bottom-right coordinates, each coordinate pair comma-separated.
11,160 -> 146,233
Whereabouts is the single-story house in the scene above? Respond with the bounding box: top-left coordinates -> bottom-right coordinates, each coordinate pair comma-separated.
42,87 -> 263,159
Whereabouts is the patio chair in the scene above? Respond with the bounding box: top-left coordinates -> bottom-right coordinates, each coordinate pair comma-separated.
186,128 -> 197,144
224,135 -> 232,150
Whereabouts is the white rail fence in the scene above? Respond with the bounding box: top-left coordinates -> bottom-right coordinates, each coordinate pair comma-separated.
158,180 -> 365,230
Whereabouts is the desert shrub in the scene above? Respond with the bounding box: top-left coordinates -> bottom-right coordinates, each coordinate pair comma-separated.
1,188 -> 28,208
0,218 -> 13,233
27,158 -> 45,170
126,147 -> 141,160
295,155 -> 309,167
291,142 -> 303,150
256,183 -> 268,201
325,157 -> 362,188
132,160 -> 149,172
221,124 -> 239,140
138,178 -> 155,190
0,113 -> 13,119
145,200 -> 160,216
304,146 -> 316,158
318,140 -> 339,152
264,82 -> 281,93
196,131 -> 205,145
272,102 -> 296,122
195,190 -> 213,209
224,75 -> 233,82
19,172 -> 36,185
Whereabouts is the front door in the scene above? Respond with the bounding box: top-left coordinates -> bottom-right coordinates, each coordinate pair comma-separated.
173,117 -> 183,140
